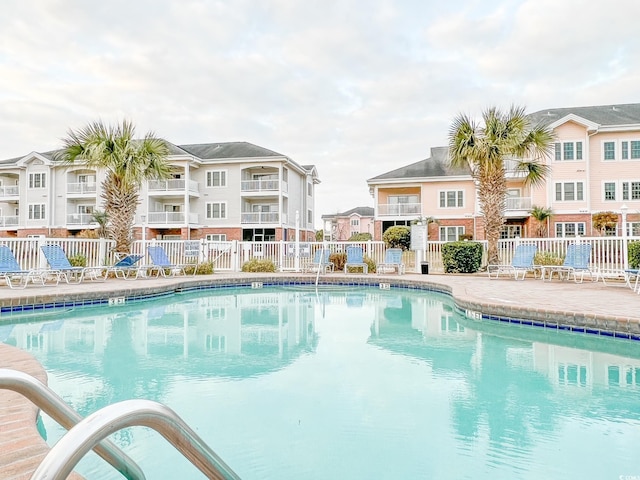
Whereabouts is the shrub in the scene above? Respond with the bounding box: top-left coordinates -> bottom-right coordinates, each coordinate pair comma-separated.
241,258 -> 276,273
348,232 -> 372,241
533,251 -> 564,266
343,255 -> 376,274
329,252 -> 347,271
459,233 -> 474,241
442,241 -> 483,273
629,241 -> 640,269
382,226 -> 410,250
68,254 -> 87,267
184,261 -> 214,275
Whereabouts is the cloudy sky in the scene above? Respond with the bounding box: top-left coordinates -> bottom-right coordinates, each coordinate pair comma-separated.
2,0 -> 638,226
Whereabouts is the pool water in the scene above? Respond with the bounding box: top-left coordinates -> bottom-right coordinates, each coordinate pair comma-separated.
2,286 -> 640,479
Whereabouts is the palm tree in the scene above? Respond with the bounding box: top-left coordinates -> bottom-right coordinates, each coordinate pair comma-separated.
449,106 -> 554,265
529,206 -> 552,237
56,120 -> 172,252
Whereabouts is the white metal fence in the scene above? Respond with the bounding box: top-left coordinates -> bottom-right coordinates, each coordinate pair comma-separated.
0,236 -> 637,275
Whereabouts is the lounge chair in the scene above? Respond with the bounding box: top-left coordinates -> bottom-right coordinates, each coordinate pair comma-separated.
542,244 -> 598,283
376,248 -> 405,275
40,244 -> 107,283
147,245 -> 196,277
623,268 -> 640,293
107,254 -> 143,280
344,246 -> 368,274
487,244 -> 537,280
305,249 -> 333,274
0,245 -> 51,289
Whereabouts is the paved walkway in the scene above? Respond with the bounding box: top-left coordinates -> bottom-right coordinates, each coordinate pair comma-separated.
0,271 -> 637,479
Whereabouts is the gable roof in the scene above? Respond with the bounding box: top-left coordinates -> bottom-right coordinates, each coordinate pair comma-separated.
177,141 -> 284,159
528,103 -> 640,128
367,146 -> 470,183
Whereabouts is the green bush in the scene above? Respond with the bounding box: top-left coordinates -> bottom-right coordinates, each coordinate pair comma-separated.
329,252 -> 347,271
533,251 -> 564,266
348,232 -> 372,241
382,226 -> 410,250
184,262 -> 214,275
68,254 -> 87,267
442,241 -> 483,273
629,241 -> 640,268
241,258 -> 276,273
343,255 -> 376,274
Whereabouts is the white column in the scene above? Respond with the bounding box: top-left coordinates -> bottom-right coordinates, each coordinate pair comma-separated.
621,204 -> 629,270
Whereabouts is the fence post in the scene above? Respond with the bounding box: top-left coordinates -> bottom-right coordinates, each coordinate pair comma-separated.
98,238 -> 107,266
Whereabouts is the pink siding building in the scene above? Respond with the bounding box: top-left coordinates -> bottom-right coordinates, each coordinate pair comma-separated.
321,206 -> 375,241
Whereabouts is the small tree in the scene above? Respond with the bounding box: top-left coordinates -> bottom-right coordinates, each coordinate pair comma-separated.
530,206 -> 552,237
592,211 -> 618,235
348,232 -> 372,241
315,229 -> 324,241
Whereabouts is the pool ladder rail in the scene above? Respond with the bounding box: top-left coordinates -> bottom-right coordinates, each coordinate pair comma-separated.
0,368 -> 241,480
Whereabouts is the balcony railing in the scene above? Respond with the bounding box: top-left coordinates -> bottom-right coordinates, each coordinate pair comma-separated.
505,197 -> 532,210
241,212 -> 280,224
67,213 -> 94,225
377,203 -> 422,216
147,212 -> 199,224
0,216 -> 19,227
241,179 -> 280,192
0,186 -> 19,197
148,179 -> 199,194
67,183 -> 97,195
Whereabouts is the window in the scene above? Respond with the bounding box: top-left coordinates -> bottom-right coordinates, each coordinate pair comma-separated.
29,173 -> 46,188
500,225 -> 522,239
439,226 -> 465,241
307,183 -> 312,196
350,218 -> 359,227
604,182 -> 616,201
28,204 -> 46,220
622,141 -> 629,160
307,209 -> 313,224
78,205 -> 94,214
439,190 -> 464,208
206,170 -> 226,187
622,181 -> 640,200
628,222 -> 640,236
603,141 -> 616,160
632,141 -> 640,159
555,182 -> 584,201
206,234 -> 227,242
206,202 -> 226,219
554,141 -> 583,161
555,222 -> 585,237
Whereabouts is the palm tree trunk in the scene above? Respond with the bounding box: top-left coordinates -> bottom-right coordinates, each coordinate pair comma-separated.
477,169 -> 506,265
101,175 -> 139,253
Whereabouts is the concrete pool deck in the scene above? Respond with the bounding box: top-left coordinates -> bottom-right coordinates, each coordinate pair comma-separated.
0,271 -> 637,478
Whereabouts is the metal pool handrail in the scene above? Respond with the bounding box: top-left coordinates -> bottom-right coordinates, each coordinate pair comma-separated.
31,398 -> 242,480
0,368 -> 145,480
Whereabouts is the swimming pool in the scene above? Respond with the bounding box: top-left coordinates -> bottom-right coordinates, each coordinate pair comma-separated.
3,285 -> 640,479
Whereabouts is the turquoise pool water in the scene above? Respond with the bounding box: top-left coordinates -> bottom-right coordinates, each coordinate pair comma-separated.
2,286 -> 640,479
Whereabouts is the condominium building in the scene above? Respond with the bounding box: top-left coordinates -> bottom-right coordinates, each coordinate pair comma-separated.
367,103 -> 640,241
321,206 -> 375,241
0,141 -> 320,241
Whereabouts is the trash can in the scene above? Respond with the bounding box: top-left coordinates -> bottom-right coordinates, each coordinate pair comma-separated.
421,262 -> 429,274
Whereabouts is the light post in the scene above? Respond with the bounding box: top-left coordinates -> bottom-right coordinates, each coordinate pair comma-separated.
621,204 -> 629,270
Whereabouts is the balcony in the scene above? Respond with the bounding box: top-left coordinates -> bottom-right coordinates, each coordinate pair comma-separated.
241,179 -> 281,193
0,216 -> 19,227
0,186 -> 19,198
67,182 -> 97,195
148,179 -> 199,195
505,197 -> 532,211
67,213 -> 94,226
377,203 -> 422,217
241,212 -> 280,224
147,212 -> 199,225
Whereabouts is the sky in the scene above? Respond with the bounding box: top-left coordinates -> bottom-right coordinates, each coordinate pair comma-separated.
2,0 -> 639,227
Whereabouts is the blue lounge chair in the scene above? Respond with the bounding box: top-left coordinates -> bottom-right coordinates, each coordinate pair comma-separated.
0,245 -> 51,289
487,244 -> 538,280
305,249 -> 333,274
40,244 -> 107,283
542,244 -> 598,283
344,246 -> 368,274
376,248 -> 405,275
147,245 -> 195,277
107,254 -> 143,280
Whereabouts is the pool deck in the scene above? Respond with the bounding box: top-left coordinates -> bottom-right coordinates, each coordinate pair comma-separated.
0,271 -> 637,478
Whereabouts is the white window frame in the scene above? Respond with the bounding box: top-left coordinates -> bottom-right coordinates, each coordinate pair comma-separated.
621,140 -> 640,160
554,141 -> 583,161
603,141 -> 616,161
628,222 -> 640,236
438,190 -> 464,208
206,170 -> 227,188
206,234 -> 227,242
29,173 -> 46,189
350,218 -> 360,227
307,182 -> 312,197
206,202 -> 227,219
555,181 -> 584,201
603,181 -> 617,201
439,226 -> 465,241
28,203 -> 46,220
555,222 -> 585,237
622,180 -> 640,201
307,209 -> 313,224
